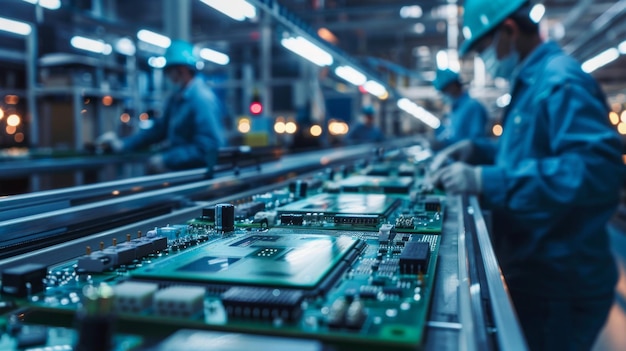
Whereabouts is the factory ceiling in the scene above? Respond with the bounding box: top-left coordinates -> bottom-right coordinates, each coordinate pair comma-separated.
3,0 -> 626,98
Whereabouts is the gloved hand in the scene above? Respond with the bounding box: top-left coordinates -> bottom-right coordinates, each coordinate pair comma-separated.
147,154 -> 168,174
430,162 -> 482,195
96,131 -> 124,153
429,139 -> 475,172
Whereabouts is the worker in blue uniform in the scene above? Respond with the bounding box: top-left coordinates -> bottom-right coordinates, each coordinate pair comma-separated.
346,106 -> 385,144
430,1 -> 623,350
432,69 -> 489,150
99,40 -> 226,174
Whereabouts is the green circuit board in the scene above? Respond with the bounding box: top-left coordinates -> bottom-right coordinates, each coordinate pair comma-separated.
2,166 -> 445,351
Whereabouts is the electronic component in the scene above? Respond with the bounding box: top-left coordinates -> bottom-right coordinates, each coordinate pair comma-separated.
154,286 -> 205,318
221,287 -> 304,321
337,175 -> 414,194
131,233 -> 358,289
112,281 -> 159,313
1,263 -> 47,297
399,241 -> 430,274
277,193 -> 400,228
215,203 -> 235,232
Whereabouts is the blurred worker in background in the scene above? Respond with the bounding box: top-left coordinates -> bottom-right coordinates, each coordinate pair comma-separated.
345,105 -> 385,144
429,1 -> 623,350
431,68 -> 489,150
98,40 -> 226,174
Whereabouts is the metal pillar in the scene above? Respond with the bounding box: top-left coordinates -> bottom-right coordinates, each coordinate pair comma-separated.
260,13 -> 273,116
163,0 -> 191,41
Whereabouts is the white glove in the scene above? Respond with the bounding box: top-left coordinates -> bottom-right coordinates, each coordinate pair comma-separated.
96,131 -> 123,153
429,139 -> 474,172
431,162 -> 482,195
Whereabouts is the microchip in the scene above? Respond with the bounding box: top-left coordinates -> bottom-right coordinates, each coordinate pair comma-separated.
399,241 -> 430,274
221,287 -> 304,321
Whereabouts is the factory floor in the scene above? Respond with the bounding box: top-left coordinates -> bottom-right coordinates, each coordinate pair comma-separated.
593,215 -> 626,351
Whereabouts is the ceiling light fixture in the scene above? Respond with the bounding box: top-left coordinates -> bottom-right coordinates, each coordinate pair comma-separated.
582,48 -> 619,73
281,36 -> 333,67
70,36 -> 112,55
334,66 -> 367,86
397,98 -> 440,129
0,17 -> 32,36
199,48 -> 230,65
363,80 -> 387,98
199,0 -> 256,21
529,4 -> 545,23
137,29 -> 171,49
22,0 -> 61,10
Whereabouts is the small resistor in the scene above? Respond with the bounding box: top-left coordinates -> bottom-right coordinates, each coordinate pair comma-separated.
327,297 -> 349,327
86,246 -> 91,256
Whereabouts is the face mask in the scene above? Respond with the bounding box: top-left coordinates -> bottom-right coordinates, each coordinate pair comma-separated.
479,30 -> 520,80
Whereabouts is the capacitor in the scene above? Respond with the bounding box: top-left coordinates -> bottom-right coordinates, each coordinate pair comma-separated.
345,300 -> 367,329
215,203 -> 235,232
327,297 -> 348,327
289,180 -> 308,199
74,284 -> 114,351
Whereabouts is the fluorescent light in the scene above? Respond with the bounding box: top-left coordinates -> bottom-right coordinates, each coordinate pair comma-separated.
363,80 -> 387,98
334,66 -> 367,86
199,0 -> 256,21
582,48 -> 619,73
529,4 -> 545,23
137,29 -> 171,49
496,93 -> 511,108
281,36 -> 333,67
22,0 -> 61,10
619,40 -> 626,54
148,56 -> 166,69
70,36 -> 112,55
199,48 -> 230,65
436,50 -> 448,70
0,17 -> 32,36
397,98 -> 440,129
115,37 -> 136,56
400,5 -> 422,19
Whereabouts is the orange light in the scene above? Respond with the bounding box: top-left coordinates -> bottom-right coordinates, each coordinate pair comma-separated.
238,121 -> 251,133
102,95 -> 113,106
618,122 -> 626,135
14,132 -> 24,143
4,95 -> 19,105
0,108 -> 4,120
274,121 -> 286,134
285,121 -> 297,134
317,27 -> 338,44
609,112 -> 620,125
6,125 -> 16,135
120,113 -> 131,123
84,98 -> 90,105
139,113 -> 149,121
310,124 -> 322,137
621,111 -> 626,123
6,114 -> 20,127
492,124 -> 503,136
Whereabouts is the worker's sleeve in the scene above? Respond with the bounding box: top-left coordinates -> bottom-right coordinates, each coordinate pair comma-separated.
481,80 -> 624,210
161,91 -> 224,169
121,115 -> 168,152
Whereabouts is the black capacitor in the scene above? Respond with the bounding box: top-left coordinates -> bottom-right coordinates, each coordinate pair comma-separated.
215,203 -> 235,232
289,180 -> 308,198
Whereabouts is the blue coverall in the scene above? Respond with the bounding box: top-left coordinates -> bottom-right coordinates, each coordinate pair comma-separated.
474,42 -> 623,350
436,91 -> 489,147
122,76 -> 226,170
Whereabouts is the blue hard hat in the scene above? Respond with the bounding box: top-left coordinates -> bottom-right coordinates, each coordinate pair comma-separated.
459,0 -> 528,56
433,69 -> 460,91
164,40 -> 198,69
362,106 -> 375,115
